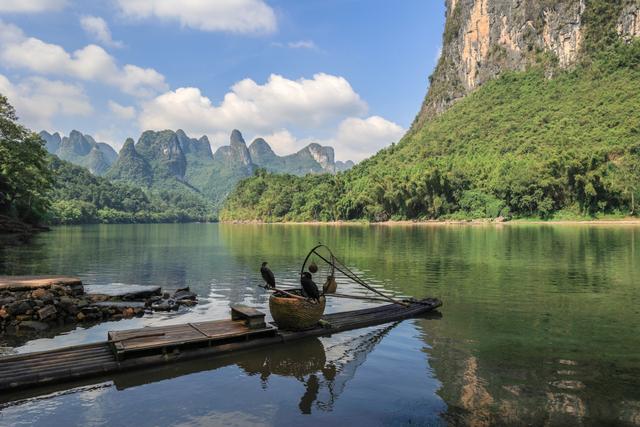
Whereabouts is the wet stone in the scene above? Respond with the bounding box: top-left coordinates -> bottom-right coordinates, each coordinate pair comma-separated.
37,305 -> 57,321
7,301 -> 31,316
173,290 -> 197,301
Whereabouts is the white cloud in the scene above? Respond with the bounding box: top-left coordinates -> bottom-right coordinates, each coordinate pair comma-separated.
288,40 -> 316,49
0,20 -> 167,97
139,73 -> 367,134
0,0 -> 67,13
138,73 -> 402,161
0,74 -> 92,129
80,15 -> 123,48
108,100 -> 136,120
330,116 -> 405,161
257,129 -> 301,155
115,0 -> 277,34
255,117 -> 404,162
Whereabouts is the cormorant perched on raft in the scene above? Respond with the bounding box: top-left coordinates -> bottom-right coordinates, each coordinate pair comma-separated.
301,272 -> 320,302
260,262 -> 276,289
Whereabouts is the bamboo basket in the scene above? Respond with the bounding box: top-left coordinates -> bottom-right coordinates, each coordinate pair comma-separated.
269,292 -> 326,331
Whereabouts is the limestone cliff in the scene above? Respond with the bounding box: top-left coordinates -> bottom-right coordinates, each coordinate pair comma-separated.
413,0 -> 640,129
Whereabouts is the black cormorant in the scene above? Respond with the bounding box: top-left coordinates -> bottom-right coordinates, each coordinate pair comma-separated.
260,262 -> 276,288
301,272 -> 320,301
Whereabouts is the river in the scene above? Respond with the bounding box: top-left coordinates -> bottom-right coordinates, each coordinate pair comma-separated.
0,223 -> 638,426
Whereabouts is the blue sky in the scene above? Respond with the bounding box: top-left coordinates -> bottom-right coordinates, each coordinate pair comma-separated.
0,0 -> 445,161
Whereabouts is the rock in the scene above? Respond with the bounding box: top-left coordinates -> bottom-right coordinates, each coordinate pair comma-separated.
30,288 -> 48,299
179,300 -> 197,307
111,314 -> 123,321
37,305 -> 57,321
151,299 -> 178,311
0,308 -> 8,319
18,321 -> 49,331
162,292 -> 170,299
0,296 -> 16,307
58,296 -> 78,315
41,292 -> 55,304
76,312 -> 86,321
7,300 -> 31,316
85,284 -> 161,300
173,290 -> 197,301
15,314 -> 32,321
122,307 -> 135,318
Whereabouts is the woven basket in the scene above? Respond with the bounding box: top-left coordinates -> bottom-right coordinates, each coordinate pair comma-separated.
269,292 -> 326,331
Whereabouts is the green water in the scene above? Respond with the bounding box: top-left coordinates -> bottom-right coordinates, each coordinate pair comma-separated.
0,223 -> 639,426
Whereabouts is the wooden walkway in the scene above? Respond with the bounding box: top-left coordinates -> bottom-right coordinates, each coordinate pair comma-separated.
0,298 -> 441,393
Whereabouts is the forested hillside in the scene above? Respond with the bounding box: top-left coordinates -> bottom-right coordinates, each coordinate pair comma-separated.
48,157 -> 214,224
221,1 -> 640,222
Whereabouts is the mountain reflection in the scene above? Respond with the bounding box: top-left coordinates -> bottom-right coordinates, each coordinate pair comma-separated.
236,323 -> 397,414
415,317 -> 640,426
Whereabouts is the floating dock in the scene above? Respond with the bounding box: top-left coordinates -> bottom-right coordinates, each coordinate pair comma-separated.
0,298 -> 441,393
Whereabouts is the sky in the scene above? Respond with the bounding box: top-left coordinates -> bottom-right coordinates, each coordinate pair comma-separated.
0,0 -> 445,161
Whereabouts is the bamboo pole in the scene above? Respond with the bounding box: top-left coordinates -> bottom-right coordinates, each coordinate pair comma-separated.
311,251 -> 408,307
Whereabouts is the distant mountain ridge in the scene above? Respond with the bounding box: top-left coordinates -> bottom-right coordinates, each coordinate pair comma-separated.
40,130 -> 118,175
40,128 -> 354,207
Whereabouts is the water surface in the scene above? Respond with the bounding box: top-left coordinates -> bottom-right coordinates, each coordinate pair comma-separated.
0,223 -> 638,426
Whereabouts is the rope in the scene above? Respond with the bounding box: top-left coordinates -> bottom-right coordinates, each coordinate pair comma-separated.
311,249 -> 408,307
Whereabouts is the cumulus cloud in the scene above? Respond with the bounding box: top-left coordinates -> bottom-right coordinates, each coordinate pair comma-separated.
115,0 -> 277,34
108,100 -> 136,120
0,20 -> 166,97
255,117 -> 404,161
139,73 -> 367,134
138,72 -> 402,161
0,0 -> 67,13
0,74 -> 92,129
330,116 -> 405,161
80,15 -> 123,48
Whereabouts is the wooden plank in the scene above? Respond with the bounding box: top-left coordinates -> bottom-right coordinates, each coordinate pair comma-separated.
230,305 -> 265,319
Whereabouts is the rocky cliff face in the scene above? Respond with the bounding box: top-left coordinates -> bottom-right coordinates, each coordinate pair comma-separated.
136,130 -> 187,179
40,130 -> 118,175
618,2 -> 640,42
413,0 -> 640,129
106,138 -> 153,186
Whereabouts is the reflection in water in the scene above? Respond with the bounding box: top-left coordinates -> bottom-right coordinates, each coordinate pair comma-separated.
0,223 -> 639,425
234,323 -> 398,415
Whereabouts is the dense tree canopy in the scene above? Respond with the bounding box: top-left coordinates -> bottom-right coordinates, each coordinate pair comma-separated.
48,157 -> 215,224
221,40 -> 640,222
0,95 -> 52,224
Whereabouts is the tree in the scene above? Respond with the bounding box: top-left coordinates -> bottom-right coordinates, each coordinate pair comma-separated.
0,94 -> 52,223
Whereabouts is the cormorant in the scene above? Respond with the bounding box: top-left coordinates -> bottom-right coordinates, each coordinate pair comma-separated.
301,272 -> 320,301
260,262 -> 276,288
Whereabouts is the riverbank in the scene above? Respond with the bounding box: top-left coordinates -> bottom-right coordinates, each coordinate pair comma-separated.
0,215 -> 50,235
222,217 -> 640,226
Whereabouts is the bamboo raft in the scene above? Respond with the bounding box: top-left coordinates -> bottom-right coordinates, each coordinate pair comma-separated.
0,298 -> 441,393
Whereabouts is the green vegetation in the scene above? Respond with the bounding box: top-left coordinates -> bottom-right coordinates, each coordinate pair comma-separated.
221,39 -> 640,222
0,95 -> 52,225
48,156 -> 215,224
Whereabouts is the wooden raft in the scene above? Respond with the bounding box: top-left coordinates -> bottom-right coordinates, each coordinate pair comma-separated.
109,313 -> 274,360
0,298 -> 441,393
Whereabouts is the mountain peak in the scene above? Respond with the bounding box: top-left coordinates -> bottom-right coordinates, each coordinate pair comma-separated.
230,129 -> 246,147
